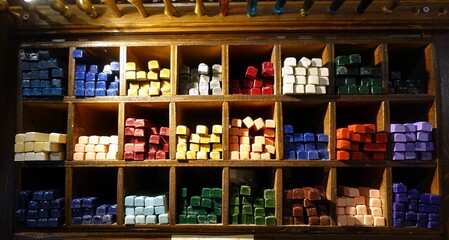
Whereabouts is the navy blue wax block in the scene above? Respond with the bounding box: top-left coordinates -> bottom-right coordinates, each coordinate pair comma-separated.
51,68 -> 66,78
428,221 -> 440,229
72,49 -> 84,59
72,208 -> 84,217
429,213 -> 439,222
27,209 -> 39,219
71,198 -> 83,208
285,151 -> 296,159
418,204 -> 430,213
284,143 -> 294,151
405,151 -> 416,160
393,202 -> 405,211
393,183 -> 408,193
82,215 -> 92,224
316,133 -> 328,142
38,50 -> 50,60
316,142 -> 327,151
404,220 -> 416,226
42,88 -> 53,96
50,209 -> 63,218
72,216 -> 82,224
75,80 -> 85,89
30,70 -> 40,79
96,204 -> 110,216
284,134 -> 294,142
393,211 -> 405,219
405,211 -> 417,220
31,79 -> 41,88
28,200 -> 40,210
47,217 -> 61,227
430,204 -> 440,213
40,80 -> 51,88
83,207 -> 95,216
426,142 -> 434,151
30,61 -> 40,69
32,88 -> 43,96
22,71 -> 32,80
52,88 -> 66,96
417,212 -> 428,221
22,88 -> 32,96
393,219 -> 404,227
32,191 -> 44,201
293,133 -> 304,142
414,121 -> 432,132
89,65 -> 99,74
109,81 -> 119,89
82,197 -> 98,208
408,200 -> 418,211
97,72 -> 108,81
85,81 -> 95,89
297,150 -> 307,160
51,79 -> 63,88
22,80 -> 31,88
39,201 -> 51,209
420,193 -> 431,204
85,88 -> 95,97
75,64 -> 87,72
318,150 -> 329,160
405,143 -> 415,151
38,60 -> 49,70
96,81 -> 107,89
75,71 -> 86,80
86,72 -> 96,81
110,61 -> 120,71
21,61 -> 31,70
395,193 -> 408,203
417,132 -> 432,142
51,198 -> 64,209
102,214 -> 115,224
415,142 -> 426,152
307,150 -> 319,160
106,89 -> 118,96
92,215 -> 102,224
108,204 -> 117,215
38,209 -> 49,218
18,191 -> 32,207
405,132 -> 416,142
284,125 -> 294,134
15,209 -> 26,220
303,133 -> 315,142
408,189 -> 420,199
26,219 -> 37,228
430,194 -> 441,205
294,143 -> 304,151
391,133 -> 406,142
305,143 -> 316,151
415,221 -> 427,228
39,70 -> 49,79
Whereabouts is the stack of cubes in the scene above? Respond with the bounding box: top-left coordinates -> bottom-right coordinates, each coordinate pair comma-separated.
178,63 -> 223,95
392,183 -> 440,229
229,185 -> 276,225
73,49 -> 120,97
14,132 -> 66,161
124,194 -> 169,225
334,54 -> 382,95
125,60 -> 171,96
283,187 -> 330,225
124,118 -> 170,160
178,187 -> 222,224
15,190 -> 64,228
230,62 -> 274,95
282,57 -> 329,94
390,121 -> 434,161
336,186 -> 385,226
283,125 -> 329,160
336,124 -> 388,160
389,71 -> 427,94
20,50 -> 67,97
175,124 -> 222,160
71,197 -> 117,224
73,135 -> 119,160
229,117 -> 276,160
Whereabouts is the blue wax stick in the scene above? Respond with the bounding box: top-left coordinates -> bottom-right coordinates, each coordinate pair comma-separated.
328,0 -> 346,14
247,0 -> 258,17
274,0 -> 287,15
356,0 -> 374,14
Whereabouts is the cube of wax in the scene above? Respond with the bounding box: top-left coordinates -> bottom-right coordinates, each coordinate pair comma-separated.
369,198 -> 382,207
284,57 -> 297,67
231,118 -> 242,128
370,207 -> 383,216
176,125 -> 190,135
196,125 -> 209,135
210,151 -> 221,159
356,205 -> 367,215
342,187 -> 360,197
345,206 -> 356,215
245,66 -> 258,80
337,215 -> 347,226
337,128 -> 350,139
415,121 -> 432,132
49,133 -> 66,143
298,57 -> 312,68
25,132 -> 49,142
147,60 -> 160,71
364,215 -> 374,226
253,117 -> 265,130
242,116 -> 254,129
359,187 -> 380,198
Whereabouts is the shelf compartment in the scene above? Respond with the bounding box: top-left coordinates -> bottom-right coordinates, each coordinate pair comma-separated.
20,102 -> 68,134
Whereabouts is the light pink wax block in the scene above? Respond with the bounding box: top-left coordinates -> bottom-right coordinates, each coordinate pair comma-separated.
230,136 -> 239,144
245,66 -> 258,80
149,127 -> 158,135
243,79 -> 253,89
264,128 -> 275,138
260,152 -> 271,160
354,196 -> 366,205
134,128 -> 146,137
239,136 -> 250,145
134,119 -> 152,128
73,152 -> 85,160
95,152 -> 107,160
343,187 -> 360,197
229,127 -> 240,136
347,215 -> 356,226
369,198 -> 382,208
159,127 -> 170,136
261,87 -> 273,95
250,152 -> 261,160
354,215 -> 364,226
149,135 -> 161,144
124,151 -> 134,160
252,143 -> 263,152
124,143 -> 135,152
336,197 -> 346,207
134,152 -> 145,160
373,216 -> 385,226
156,150 -> 166,159
250,88 -> 261,95
265,119 -> 275,128
242,117 -> 254,129
148,143 -> 158,153
337,215 -> 347,226
265,145 -> 276,154
345,197 -> 355,206
239,151 -> 250,160
356,205 -> 367,215
239,128 -> 249,137
253,117 -> 265,130
125,127 -> 135,136
364,215 -> 374,226
85,144 -> 95,153
125,118 -> 136,127
230,151 -> 240,159
74,144 -> 86,153
94,144 -> 109,153
345,206 -> 356,215
253,78 -> 263,88
85,152 -> 96,160
231,118 -> 242,128
254,136 -> 265,145
134,143 -> 146,152
240,144 -> 251,152
370,207 -> 383,216
134,137 -> 146,144
336,207 -> 345,215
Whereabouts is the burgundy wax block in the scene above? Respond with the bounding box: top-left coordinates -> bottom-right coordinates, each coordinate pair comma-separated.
253,78 -> 263,88
134,152 -> 145,160
285,190 -> 294,200
292,206 -> 304,217
293,216 -> 305,224
414,121 -> 432,132
134,143 -> 146,152
148,151 -> 156,159
292,188 -> 304,199
404,123 -> 416,132
305,207 -> 318,216
304,187 -> 321,201
417,132 -> 432,141
364,124 -> 376,133
392,133 -> 406,142
148,143 -> 158,153
126,136 -> 135,143
393,152 -> 405,160
309,216 -> 320,225
393,143 -> 405,152
134,137 -> 146,144
391,124 -> 405,133
160,143 -> 169,152
242,89 -> 251,95
156,150 -> 166,159
124,151 -> 134,160
303,199 -> 315,208
229,79 -> 240,89
149,127 -> 158,135
134,119 -> 152,128
149,135 -> 161,144
250,88 -> 261,95
262,87 -> 273,95
134,128 -> 146,137
125,118 -> 136,127
125,127 -> 135,136
373,152 -> 385,160
159,127 -> 170,136
124,143 -> 135,152
245,66 -> 258,80
243,79 -> 253,89
405,151 -> 416,160
405,132 -> 416,142
415,142 -> 426,151
405,143 -> 415,151
231,88 -> 242,94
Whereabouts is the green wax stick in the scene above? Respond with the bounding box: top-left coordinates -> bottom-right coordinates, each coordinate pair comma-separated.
212,188 -> 222,198
359,85 -> 370,94
255,216 -> 265,225
360,78 -> 371,86
371,77 -> 382,86
346,77 -> 357,86
335,66 -> 348,76
348,54 -> 362,65
230,205 -> 240,214
253,198 -> 264,208
201,198 -> 212,208
254,207 -> 265,217
242,204 -> 253,215
335,55 -> 349,66
241,196 -> 252,205
240,185 -> 251,196
213,207 -> 222,216
207,214 -> 218,224
197,214 -> 207,224
371,86 -> 383,94
213,198 -> 222,208
348,85 -> 359,94
264,189 -> 275,200
231,213 -> 240,224
230,196 -> 240,206
178,215 -> 187,224
180,188 -> 188,198
265,198 -> 276,208
265,216 -> 276,226
201,188 -> 212,198
242,214 -> 254,224
187,214 -> 197,224
190,196 -> 201,207
337,86 -> 349,94
360,66 -> 372,76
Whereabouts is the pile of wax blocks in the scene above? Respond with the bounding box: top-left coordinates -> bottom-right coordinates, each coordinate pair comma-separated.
390,122 -> 434,161
229,185 -> 276,225
336,186 -> 385,226
229,117 -> 276,160
334,54 -> 382,95
336,124 -> 388,160
282,57 -> 329,94
175,124 -> 222,160
230,62 -> 274,95
73,49 -> 120,97
178,187 -> 222,224
15,190 -> 64,228
14,132 -> 66,161
124,118 -> 169,160
283,187 -> 330,225
283,125 -> 329,160
73,135 -> 119,160
124,194 -> 169,225
71,197 -> 116,224
392,183 -> 440,229
125,60 -> 170,96
389,71 -> 427,94
178,64 -> 223,95
20,50 -> 67,97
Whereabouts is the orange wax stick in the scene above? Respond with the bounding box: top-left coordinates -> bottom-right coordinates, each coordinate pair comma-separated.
336,128 -> 350,139
361,133 -> 372,143
374,143 -> 387,152
363,124 -> 376,133
363,143 -> 376,151
336,139 -> 351,150
350,142 -> 360,152
229,127 -> 240,136
351,151 -> 364,160
375,132 -> 388,143
336,150 -> 350,160
350,132 -> 362,142
348,124 -> 366,133
264,128 -> 275,138
372,152 -> 385,160
230,143 -> 240,151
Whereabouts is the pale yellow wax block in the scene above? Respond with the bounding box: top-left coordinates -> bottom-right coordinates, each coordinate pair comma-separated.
34,152 -> 49,161
148,60 -> 160,71
126,71 -> 137,80
370,207 -> 383,217
210,133 -> 221,143
345,197 -> 355,206
15,133 -> 25,143
252,143 -> 263,153
336,207 -> 345,215
254,136 -> 265,145
212,125 -> 222,134
176,125 -> 190,135
200,144 -> 210,152
239,151 -> 250,160
344,187 -> 360,197
189,143 -> 200,152
88,135 -> 100,145
230,151 -> 240,160
34,142 -> 44,152
239,128 -> 249,137
196,125 -> 209,135
176,150 -> 187,160
264,145 -> 276,154
356,205 -> 367,215
337,215 -> 348,226
229,127 -> 239,136
316,86 -> 327,94
177,135 -> 188,143
25,152 -> 35,161
98,136 -> 110,145
260,152 -> 271,160
253,117 -> 265,131
140,81 -> 150,89
212,143 -> 222,152
250,152 -> 261,160
305,84 -> 316,94
126,62 -> 136,71
138,89 -> 149,96
240,144 -> 251,152
186,150 -> 197,160
150,81 -> 161,88
336,197 -> 347,207
177,142 -> 187,152
85,144 -> 96,153
24,142 -> 34,152
107,151 -> 118,160
354,215 -> 364,226
265,119 -> 275,129
308,76 -> 320,85
345,206 -> 356,215
373,216 -> 385,226
308,67 -> 319,76
210,151 -> 221,160
294,67 -> 307,76
283,84 -> 294,94
96,152 -> 107,160
294,84 -> 305,94
14,153 -> 25,161
319,67 -> 329,77
136,71 -> 147,80
73,152 -> 85,160
284,57 -> 297,67
239,136 -> 250,145
128,88 -> 138,96
49,152 -> 65,161
129,82 -> 140,89
354,196 -> 366,205
231,118 -> 242,128
190,133 -> 200,143
95,144 -> 109,153
364,215 -> 374,226
14,142 -> 25,153
311,58 -> 323,67
25,132 -> 49,142
147,71 -> 159,81
109,144 -> 118,153
359,187 -> 380,198
85,152 -> 96,160
149,87 -> 160,96
110,135 -> 119,145
160,68 -> 170,80
196,151 -> 208,160
49,133 -> 67,143
347,215 -> 356,226
242,116 -> 254,129
369,198 -> 382,208
74,143 -> 85,152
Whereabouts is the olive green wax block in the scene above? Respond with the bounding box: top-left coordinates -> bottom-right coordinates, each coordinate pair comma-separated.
371,86 -> 383,94
201,197 -> 212,208
360,66 -> 372,76
231,205 -> 240,214
187,214 -> 197,224
213,207 -> 222,216
348,85 -> 359,94
207,214 -> 218,224
178,215 -> 188,224
254,198 -> 264,208
265,208 -> 275,216
254,207 -> 265,217
348,54 -> 362,65
180,188 -> 188,198
335,66 -> 348,76
265,216 -> 276,226
190,196 -> 201,207
255,216 -> 265,225
346,77 -> 357,86
359,85 -> 370,94
264,189 -> 275,200
335,55 -> 349,66
337,86 -> 349,94
212,188 -> 222,198
242,196 -> 252,205
242,214 -> 254,224
231,213 -> 240,224
371,77 -> 382,86
372,67 -> 382,77
242,204 -> 253,215
240,185 -> 251,196
230,196 -> 240,206
213,198 -> 222,208
347,67 -> 359,76
265,198 -> 276,208
197,214 -> 207,224
202,188 -> 212,198
360,78 -> 371,86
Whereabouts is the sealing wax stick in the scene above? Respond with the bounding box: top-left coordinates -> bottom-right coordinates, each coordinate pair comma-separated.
300,0 -> 315,16
128,0 -> 148,17
382,0 -> 401,14
247,0 -> 258,16
163,0 -> 177,16
327,0 -> 346,15
355,0 -> 373,14
273,0 -> 287,15
76,0 -> 97,18
100,0 -> 121,17
195,0 -> 206,16
220,0 -> 230,16
0,0 -> 21,19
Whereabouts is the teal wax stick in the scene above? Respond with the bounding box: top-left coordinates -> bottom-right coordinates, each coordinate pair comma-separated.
273,0 -> 287,15
247,0 -> 258,16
